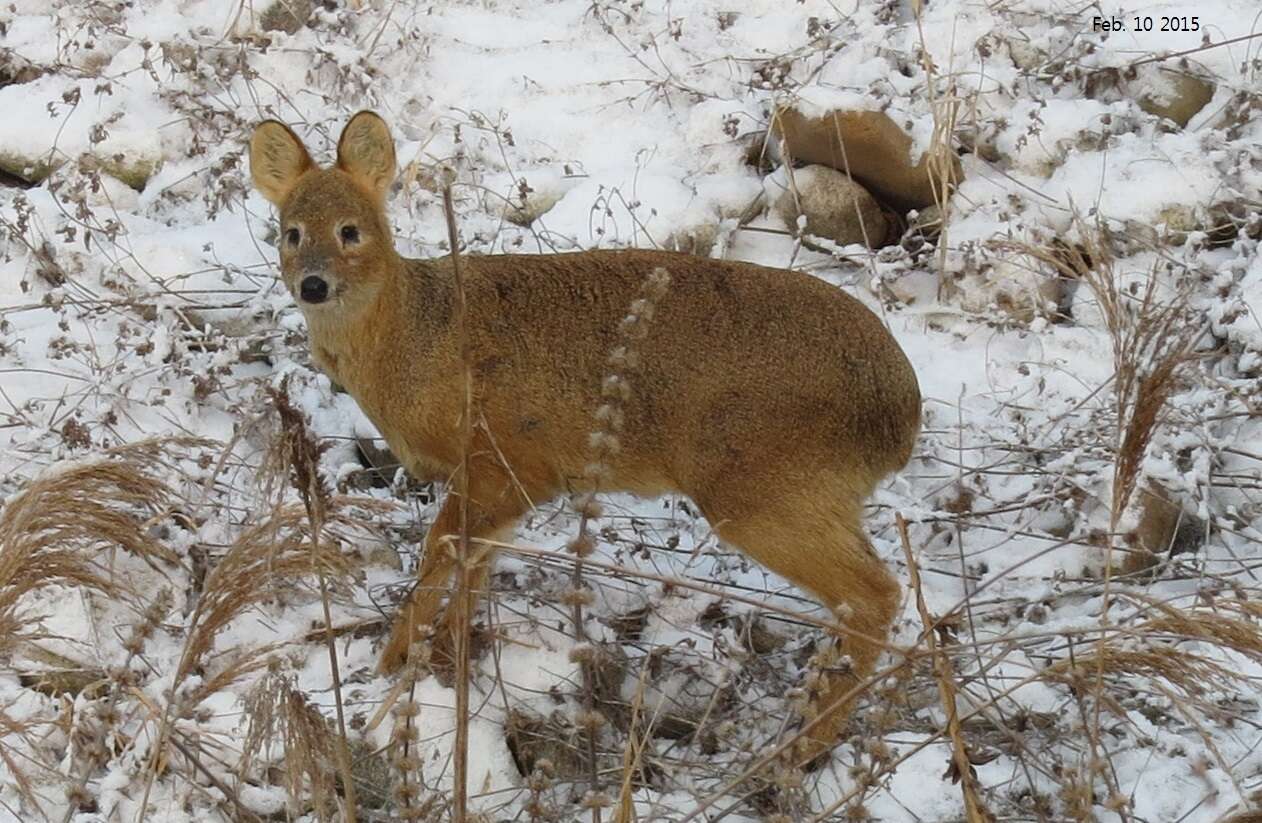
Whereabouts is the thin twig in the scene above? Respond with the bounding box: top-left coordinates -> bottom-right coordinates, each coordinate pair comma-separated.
897,513 -> 992,823
442,181 -> 474,823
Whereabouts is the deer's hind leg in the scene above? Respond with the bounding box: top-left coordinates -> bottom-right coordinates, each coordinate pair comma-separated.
699,481 -> 901,766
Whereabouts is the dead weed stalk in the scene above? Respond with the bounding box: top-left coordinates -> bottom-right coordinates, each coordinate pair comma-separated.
138,448 -> 359,819
568,265 -> 672,821
1007,219 -> 1201,548
441,179 -> 477,823
270,381 -> 358,822
897,514 -> 994,823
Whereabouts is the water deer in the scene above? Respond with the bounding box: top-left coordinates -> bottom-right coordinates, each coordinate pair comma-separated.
249,111 -> 921,763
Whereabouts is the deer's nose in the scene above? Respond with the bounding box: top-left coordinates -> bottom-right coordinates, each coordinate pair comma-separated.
300,275 -> 329,304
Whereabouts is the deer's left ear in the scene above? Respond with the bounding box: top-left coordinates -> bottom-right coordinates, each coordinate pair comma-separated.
337,111 -> 396,199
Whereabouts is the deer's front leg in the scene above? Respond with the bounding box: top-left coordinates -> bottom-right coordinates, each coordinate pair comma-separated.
378,452 -> 534,674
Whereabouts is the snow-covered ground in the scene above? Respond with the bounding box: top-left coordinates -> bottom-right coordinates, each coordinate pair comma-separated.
1,1 -> 1261,820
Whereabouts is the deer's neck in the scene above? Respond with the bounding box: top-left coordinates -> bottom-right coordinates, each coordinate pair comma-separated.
304,274 -> 401,394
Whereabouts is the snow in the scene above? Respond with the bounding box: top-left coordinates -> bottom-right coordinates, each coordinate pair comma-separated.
1,0 -> 1261,821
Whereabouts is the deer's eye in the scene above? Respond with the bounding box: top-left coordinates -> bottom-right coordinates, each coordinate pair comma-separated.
285,227 -> 301,248
340,224 -> 360,246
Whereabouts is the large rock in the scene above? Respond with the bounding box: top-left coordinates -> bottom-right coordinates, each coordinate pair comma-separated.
1121,484 -> 1203,573
771,107 -> 962,211
491,167 -> 582,228
0,151 -> 158,191
1130,66 -> 1214,128
260,0 -> 314,34
948,256 -> 1063,323
770,164 -> 887,248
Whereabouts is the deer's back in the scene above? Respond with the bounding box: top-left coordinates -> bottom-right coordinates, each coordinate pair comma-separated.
392,249 -> 920,498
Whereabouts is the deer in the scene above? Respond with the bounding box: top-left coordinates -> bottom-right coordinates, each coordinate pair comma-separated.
248,110 -> 921,765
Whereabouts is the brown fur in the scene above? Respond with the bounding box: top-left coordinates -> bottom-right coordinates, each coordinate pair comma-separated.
249,111 -> 922,762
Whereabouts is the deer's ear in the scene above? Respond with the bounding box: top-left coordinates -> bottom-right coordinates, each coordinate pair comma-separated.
250,120 -> 314,206
336,111 -> 396,199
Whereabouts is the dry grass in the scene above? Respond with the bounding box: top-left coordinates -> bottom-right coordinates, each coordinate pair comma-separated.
566,264 -> 673,822
1044,595 -> 1262,698
0,438 -> 197,816
174,503 -> 356,689
241,667 -> 341,820
898,514 -> 994,823
1003,218 -> 1201,561
269,380 -> 359,821
136,425 -> 365,820
0,438 -> 197,658
441,178 -> 478,823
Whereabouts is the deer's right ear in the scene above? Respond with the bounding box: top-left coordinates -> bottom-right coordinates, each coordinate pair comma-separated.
250,120 -> 314,206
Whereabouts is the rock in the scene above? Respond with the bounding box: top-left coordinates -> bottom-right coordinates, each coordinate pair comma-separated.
909,203 -> 943,239
875,268 -> 938,307
497,169 -> 584,228
771,164 -> 887,248
0,149 -> 159,191
0,151 -> 56,186
1006,39 -> 1046,72
621,646 -> 732,741
82,171 -> 141,212
739,614 -> 789,655
949,256 -> 1063,323
771,107 -> 962,211
260,0 -> 314,34
87,155 -> 159,192
1131,66 -> 1214,128
503,185 -> 567,228
1122,484 -> 1203,573
0,53 -> 44,88
504,708 -> 593,780
348,737 -> 392,811
1156,204 -> 1204,238
662,222 -> 720,256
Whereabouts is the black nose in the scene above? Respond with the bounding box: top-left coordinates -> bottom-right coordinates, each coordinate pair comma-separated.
300,275 -> 329,304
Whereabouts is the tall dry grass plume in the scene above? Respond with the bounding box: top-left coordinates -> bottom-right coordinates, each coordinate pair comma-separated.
0,438 -> 193,658
241,666 -> 343,821
0,438 -> 199,815
1005,219 -> 1201,569
173,504 -> 354,690
1042,594 -> 1262,710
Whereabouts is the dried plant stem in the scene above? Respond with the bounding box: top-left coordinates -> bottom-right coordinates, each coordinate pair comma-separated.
442,182 -> 475,823
274,381 -> 357,821
897,514 -> 992,823
911,2 -> 961,296
168,734 -> 266,823
389,645 -> 436,820
571,266 -> 672,821
312,519 -> 358,821
569,543 -> 601,823
613,661 -> 652,823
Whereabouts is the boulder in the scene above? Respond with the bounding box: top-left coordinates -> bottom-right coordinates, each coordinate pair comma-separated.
949,256 -> 1063,323
771,164 -> 887,247
260,0 -> 314,34
1130,66 -> 1214,128
0,147 -> 159,191
771,107 -> 962,211
501,171 -> 577,228
1122,484 -> 1203,573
